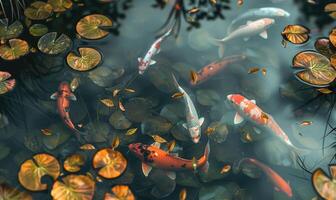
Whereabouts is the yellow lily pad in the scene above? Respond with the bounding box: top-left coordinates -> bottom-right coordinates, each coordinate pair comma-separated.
51,175 -> 95,200
18,153 -> 60,191
0,39 -> 29,60
24,1 -> 53,20
76,14 -> 112,40
104,185 -> 135,200
48,0 -> 73,12
66,47 -> 102,71
63,154 -> 85,173
29,24 -> 49,37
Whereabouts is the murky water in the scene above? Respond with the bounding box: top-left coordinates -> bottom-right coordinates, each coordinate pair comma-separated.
0,0 -> 335,199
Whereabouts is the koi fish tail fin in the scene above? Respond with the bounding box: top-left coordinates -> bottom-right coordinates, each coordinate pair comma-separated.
162,26 -> 174,38
291,146 -> 311,156
200,141 -> 210,173
209,37 -> 227,58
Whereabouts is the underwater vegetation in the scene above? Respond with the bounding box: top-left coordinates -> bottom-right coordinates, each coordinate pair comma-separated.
1,0 -> 336,200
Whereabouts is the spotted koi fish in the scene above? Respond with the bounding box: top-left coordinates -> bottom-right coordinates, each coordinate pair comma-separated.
138,28 -> 173,75
128,141 -> 210,179
237,158 -> 292,197
172,75 -> 204,143
227,94 -> 309,154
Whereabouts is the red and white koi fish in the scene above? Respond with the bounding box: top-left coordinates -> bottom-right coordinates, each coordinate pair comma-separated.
138,28 -> 173,75
50,82 -> 82,140
227,94 -> 309,154
238,158 -> 292,198
128,141 -> 210,180
190,55 -> 246,86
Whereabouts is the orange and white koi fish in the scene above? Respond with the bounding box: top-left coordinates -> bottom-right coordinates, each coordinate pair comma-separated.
190,55 -> 246,86
227,94 -> 308,154
138,28 -> 173,75
238,158 -> 292,197
128,142 -> 210,179
50,82 -> 82,140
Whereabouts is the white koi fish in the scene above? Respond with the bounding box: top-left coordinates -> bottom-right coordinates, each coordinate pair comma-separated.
138,28 -> 173,74
213,18 -> 275,57
172,75 -> 204,143
227,94 -> 309,154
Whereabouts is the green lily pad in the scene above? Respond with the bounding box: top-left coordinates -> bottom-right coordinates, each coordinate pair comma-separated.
29,24 -> 49,37
38,32 -> 71,55
0,20 -> 23,40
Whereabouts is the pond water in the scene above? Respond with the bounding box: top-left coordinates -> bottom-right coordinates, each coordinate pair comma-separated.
0,0 -> 335,199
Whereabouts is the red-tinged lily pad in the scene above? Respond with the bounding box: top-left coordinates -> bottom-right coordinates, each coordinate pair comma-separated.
292,51 -> 336,87
312,165 -> 336,200
314,37 -> 336,59
0,71 -> 16,95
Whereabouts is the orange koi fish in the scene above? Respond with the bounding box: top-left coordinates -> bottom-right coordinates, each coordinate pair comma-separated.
129,142 -> 210,179
238,158 -> 292,197
227,94 -> 309,155
190,55 -> 246,86
50,82 -> 82,140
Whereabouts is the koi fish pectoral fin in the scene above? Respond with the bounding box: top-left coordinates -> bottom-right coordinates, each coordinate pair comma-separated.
259,31 -> 268,39
150,60 -> 156,65
142,162 -> 152,177
50,92 -> 58,100
234,112 -> 244,124
151,142 -> 161,148
251,99 -> 256,104
200,161 -> 209,173
198,117 -> 205,126
137,57 -> 142,62
274,187 -> 280,192
182,123 -> 188,129
165,171 -> 176,180
253,127 -> 262,134
68,94 -> 77,101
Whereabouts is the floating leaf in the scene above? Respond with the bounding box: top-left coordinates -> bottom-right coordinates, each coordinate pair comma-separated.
93,148 -> 127,179
190,70 -> 198,84
312,165 -> 336,200
248,67 -> 260,74
118,100 -> 125,112
330,28 -> 336,48
0,184 -> 32,200
314,38 -> 336,59
29,24 -> 48,37
24,1 -> 53,20
113,89 -> 120,97
292,51 -> 336,86
76,14 -> 112,40
111,136 -> 120,150
187,7 -> 199,14
104,185 -> 135,200
47,0 -> 73,12
100,99 -> 114,107
63,154 -> 85,173
317,88 -> 333,94
0,71 -> 15,95
67,47 -> 101,71
70,77 -> 80,92
0,20 -> 23,40
220,165 -> 231,174
282,25 -> 310,44
18,153 -> 60,191
261,68 -> 267,76
41,128 -> 53,136
0,39 -> 29,60
126,128 -> 137,136
80,144 -> 96,150
325,3 -> 336,19
51,175 -> 95,200
124,88 -> 135,93
172,92 -> 184,99
152,135 -> 167,143
38,32 -> 71,55
167,140 -> 176,152
298,121 -> 312,126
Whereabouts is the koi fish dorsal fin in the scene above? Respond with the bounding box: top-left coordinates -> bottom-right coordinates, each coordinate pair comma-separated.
234,112 -> 244,124
274,186 -> 280,192
251,99 -> 256,104
259,31 -> 268,39
199,117 -> 205,126
68,93 -> 77,101
151,142 -> 161,148
50,92 -> 58,100
142,162 -> 152,177
246,20 -> 253,25
182,123 -> 188,129
166,171 -> 176,180
150,60 -> 156,65
137,57 -> 142,62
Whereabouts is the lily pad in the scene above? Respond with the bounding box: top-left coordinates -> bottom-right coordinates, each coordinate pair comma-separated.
196,89 -> 221,106
63,154 -> 85,173
18,153 -> 61,191
0,39 -> 29,60
51,175 -> 95,200
292,51 -> 336,86
67,47 -> 102,71
93,148 -> 127,179
38,32 -> 71,55
0,20 -> 23,40
329,28 -> 336,48
312,165 -> 336,200
24,1 -> 53,20
281,25 -> 310,44
314,37 -> 336,59
29,24 -> 49,37
0,71 -> 15,95
47,0 -> 73,12
104,185 -> 135,200
0,184 -> 32,200
109,111 -> 132,130
76,14 -> 113,40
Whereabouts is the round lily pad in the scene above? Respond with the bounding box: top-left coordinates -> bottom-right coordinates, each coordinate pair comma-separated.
47,0 -> 73,12
76,14 -> 112,40
0,39 -> 29,60
29,24 -> 49,37
314,37 -> 336,59
0,184 -> 32,200
0,71 -> 15,95
66,47 -> 102,71
38,32 -> 72,55
24,1 -> 53,20
0,20 -> 23,40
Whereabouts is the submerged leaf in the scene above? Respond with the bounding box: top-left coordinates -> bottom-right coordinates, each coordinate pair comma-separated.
38,32 -> 71,55
67,47 -> 102,71
125,128 -> 137,136
93,148 -> 127,179
76,14 -> 113,40
0,39 -> 29,60
100,99 -> 114,107
282,25 -> 310,44
314,38 -> 336,59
